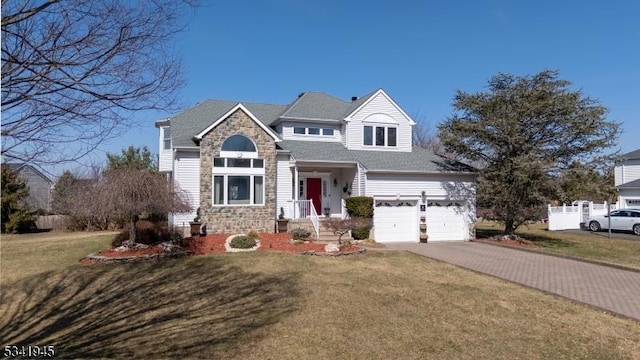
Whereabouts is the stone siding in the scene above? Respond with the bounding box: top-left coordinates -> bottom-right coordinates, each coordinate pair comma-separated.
199,109 -> 277,233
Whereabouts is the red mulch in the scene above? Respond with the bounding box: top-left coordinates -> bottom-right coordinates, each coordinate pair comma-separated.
183,233 -> 361,255
89,233 -> 361,259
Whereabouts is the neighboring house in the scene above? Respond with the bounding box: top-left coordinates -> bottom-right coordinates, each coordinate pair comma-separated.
157,89 -> 476,242
614,149 -> 640,208
6,163 -> 53,212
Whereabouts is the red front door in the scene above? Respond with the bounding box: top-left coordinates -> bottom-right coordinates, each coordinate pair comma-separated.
307,178 -> 322,215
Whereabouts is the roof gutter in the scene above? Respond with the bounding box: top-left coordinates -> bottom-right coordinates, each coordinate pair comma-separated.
365,169 -> 477,176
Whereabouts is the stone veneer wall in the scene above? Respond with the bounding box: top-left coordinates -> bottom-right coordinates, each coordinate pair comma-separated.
200,109 -> 277,233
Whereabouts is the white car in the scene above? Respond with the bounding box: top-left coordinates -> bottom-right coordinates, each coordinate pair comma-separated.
586,209 -> 640,236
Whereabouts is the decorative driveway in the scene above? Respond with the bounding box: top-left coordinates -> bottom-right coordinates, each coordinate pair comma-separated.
385,242 -> 640,321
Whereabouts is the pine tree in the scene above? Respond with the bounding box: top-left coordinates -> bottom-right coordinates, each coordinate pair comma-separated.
1,164 -> 37,233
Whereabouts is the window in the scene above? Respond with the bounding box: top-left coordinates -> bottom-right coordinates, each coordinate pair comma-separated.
387,128 -> 397,147
375,127 -> 385,146
213,135 -> 265,206
363,126 -> 373,145
163,127 -> 171,150
363,125 -> 398,147
221,135 -> 256,152
293,126 -> 335,136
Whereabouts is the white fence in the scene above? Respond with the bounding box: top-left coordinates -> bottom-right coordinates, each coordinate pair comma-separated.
548,201 -> 617,231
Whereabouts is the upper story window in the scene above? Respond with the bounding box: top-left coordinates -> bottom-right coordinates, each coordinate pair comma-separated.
163,127 -> 171,150
364,125 -> 397,147
222,135 -> 256,152
292,126 -> 335,137
213,134 -> 264,206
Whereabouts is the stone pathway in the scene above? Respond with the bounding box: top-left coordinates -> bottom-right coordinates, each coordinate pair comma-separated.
384,242 -> 640,321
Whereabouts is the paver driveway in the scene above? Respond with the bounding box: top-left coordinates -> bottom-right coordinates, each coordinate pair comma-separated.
385,242 -> 640,321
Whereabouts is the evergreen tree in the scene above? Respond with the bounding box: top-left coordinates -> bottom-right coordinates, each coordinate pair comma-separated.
1,164 -> 36,233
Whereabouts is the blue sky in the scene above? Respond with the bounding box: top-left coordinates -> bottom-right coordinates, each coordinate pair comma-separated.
90,0 -> 639,173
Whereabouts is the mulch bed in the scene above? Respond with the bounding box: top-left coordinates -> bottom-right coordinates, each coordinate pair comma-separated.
82,233 -> 364,264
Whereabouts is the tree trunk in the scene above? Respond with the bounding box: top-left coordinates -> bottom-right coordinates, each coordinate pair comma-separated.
504,218 -> 515,235
129,214 -> 138,244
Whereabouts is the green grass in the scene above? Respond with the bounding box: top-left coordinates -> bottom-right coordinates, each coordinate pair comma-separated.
0,231 -> 117,284
477,222 -> 640,270
1,233 -> 639,359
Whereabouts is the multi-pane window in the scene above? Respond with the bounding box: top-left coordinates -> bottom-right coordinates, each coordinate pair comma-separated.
292,126 -> 335,136
363,125 -> 397,147
213,135 -> 265,206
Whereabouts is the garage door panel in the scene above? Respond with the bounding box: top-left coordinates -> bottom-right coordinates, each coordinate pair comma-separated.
426,201 -> 467,241
374,200 -> 418,242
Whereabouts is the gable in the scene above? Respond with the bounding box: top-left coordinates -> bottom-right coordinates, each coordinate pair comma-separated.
195,103 -> 281,143
345,89 -> 415,126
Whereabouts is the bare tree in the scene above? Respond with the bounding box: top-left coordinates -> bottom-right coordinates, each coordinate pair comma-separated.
412,118 -> 447,155
323,217 -> 373,245
101,168 -> 191,243
1,0 -> 196,165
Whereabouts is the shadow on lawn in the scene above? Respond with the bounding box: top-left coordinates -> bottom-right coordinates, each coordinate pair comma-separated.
476,226 -> 572,248
0,257 -> 300,358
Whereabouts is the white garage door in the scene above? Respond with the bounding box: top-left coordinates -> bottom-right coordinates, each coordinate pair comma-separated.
373,200 -> 418,242
426,201 -> 467,241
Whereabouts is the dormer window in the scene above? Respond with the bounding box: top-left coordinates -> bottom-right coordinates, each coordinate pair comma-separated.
364,125 -> 397,147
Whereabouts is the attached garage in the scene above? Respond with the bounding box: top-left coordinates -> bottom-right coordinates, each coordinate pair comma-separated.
426,201 -> 469,241
373,200 -> 418,242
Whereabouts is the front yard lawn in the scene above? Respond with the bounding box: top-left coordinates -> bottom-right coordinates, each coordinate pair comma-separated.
1,232 -> 639,359
476,222 -> 640,270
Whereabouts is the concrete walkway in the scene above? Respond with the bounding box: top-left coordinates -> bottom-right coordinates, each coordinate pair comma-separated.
384,242 -> 640,321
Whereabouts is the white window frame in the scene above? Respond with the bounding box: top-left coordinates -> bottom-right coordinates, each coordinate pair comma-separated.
363,124 -> 398,147
212,135 -> 265,206
292,126 -> 335,137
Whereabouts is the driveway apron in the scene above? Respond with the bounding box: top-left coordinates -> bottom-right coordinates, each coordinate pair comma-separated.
385,242 -> 640,321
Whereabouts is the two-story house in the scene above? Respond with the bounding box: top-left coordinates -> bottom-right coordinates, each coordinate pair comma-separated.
615,149 -> 640,208
6,163 -> 52,212
156,89 -> 476,242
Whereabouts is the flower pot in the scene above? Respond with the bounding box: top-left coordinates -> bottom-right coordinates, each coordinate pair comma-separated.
189,222 -> 202,237
277,219 -> 289,233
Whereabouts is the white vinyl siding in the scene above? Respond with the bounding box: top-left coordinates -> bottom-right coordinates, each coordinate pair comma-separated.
158,126 -> 173,171
276,154 -> 294,217
346,92 -> 412,152
281,121 -> 342,142
615,159 -> 640,186
172,151 -> 200,226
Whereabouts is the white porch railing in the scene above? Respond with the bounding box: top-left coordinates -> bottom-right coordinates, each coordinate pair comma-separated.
341,198 -> 349,219
287,199 -> 319,238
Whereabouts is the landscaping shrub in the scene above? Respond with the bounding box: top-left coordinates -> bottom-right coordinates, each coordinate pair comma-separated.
229,235 -> 257,249
345,196 -> 374,218
247,230 -> 260,240
291,227 -> 311,240
111,220 -> 177,247
351,225 -> 371,240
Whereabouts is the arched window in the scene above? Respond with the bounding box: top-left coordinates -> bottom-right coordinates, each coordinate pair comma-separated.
213,134 -> 264,206
221,135 -> 256,152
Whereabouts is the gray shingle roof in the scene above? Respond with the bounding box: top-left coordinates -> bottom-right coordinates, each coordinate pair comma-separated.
620,149 -> 640,160
169,100 -> 288,147
278,140 -> 474,173
618,178 -> 640,189
279,92 -> 352,122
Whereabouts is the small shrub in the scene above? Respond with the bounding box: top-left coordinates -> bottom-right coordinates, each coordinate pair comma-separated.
351,226 -> 371,240
345,196 -> 374,218
247,230 -> 260,240
229,235 -> 257,249
111,220 -> 175,247
291,227 -> 311,240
